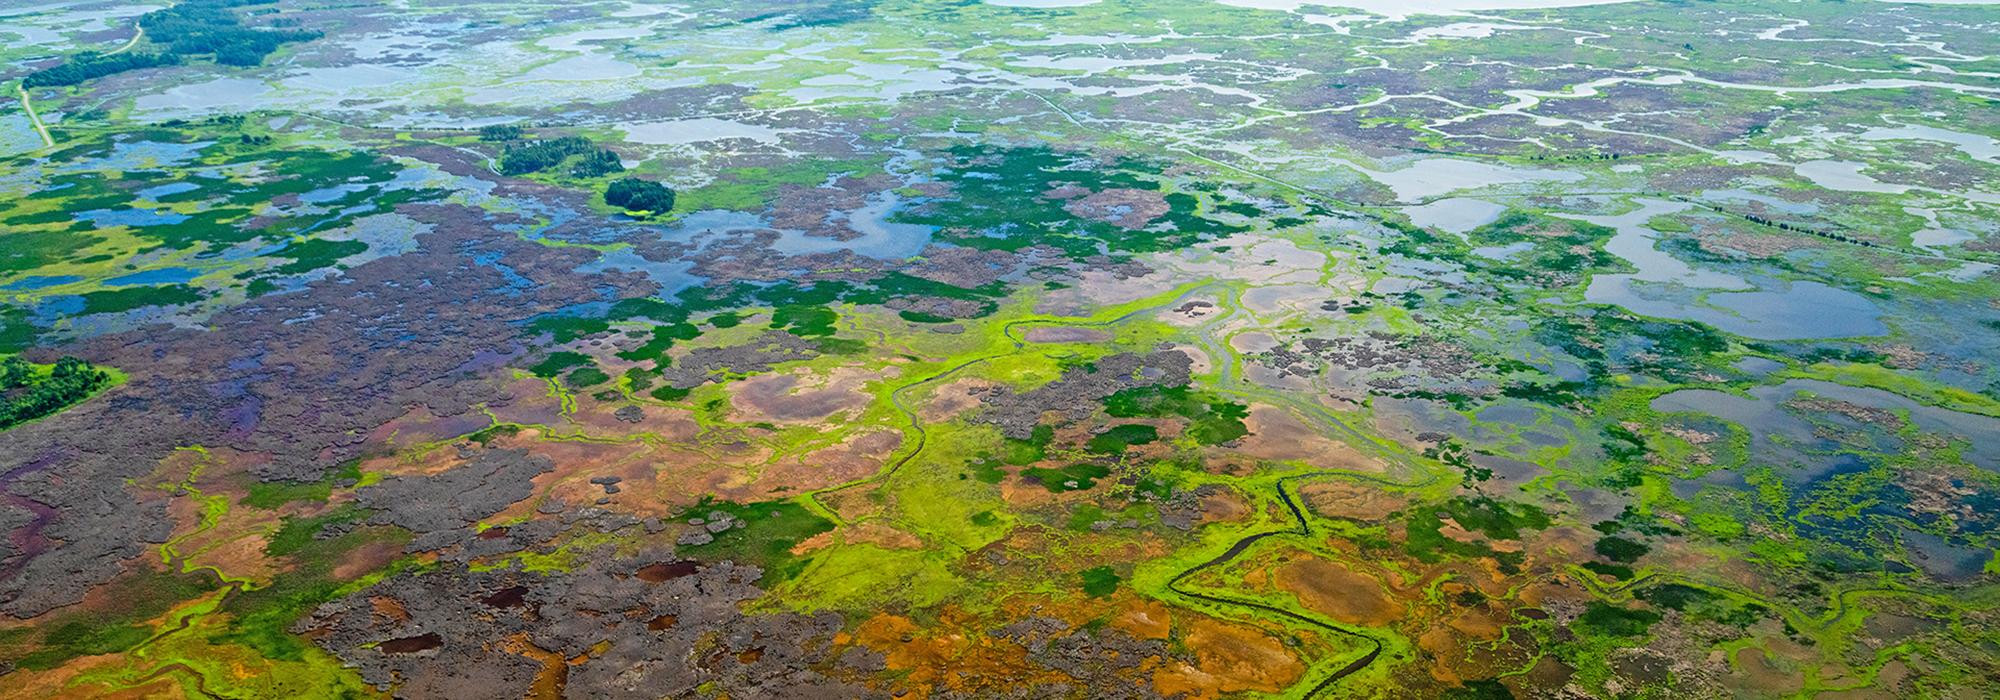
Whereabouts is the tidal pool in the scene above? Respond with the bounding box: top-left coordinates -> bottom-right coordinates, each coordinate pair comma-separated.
136,182 -> 201,200
282,65 -> 420,92
1576,199 -> 1886,340
525,53 -> 642,82
104,267 -> 202,287
133,78 -> 270,114
2,275 -> 82,291
578,249 -> 703,295
987,0 -> 1100,6
78,208 -> 190,228
1794,160 -> 1908,194
621,118 -> 791,146
1401,197 -> 1505,236
1406,22 -> 1532,40
1350,157 -> 1581,202
1652,378 -> 2000,473
1219,0 -> 1636,19
771,192 -> 935,260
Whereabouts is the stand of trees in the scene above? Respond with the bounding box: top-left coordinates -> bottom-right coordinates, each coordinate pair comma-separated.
0,356 -> 112,431
23,0 -> 319,88
498,136 -> 625,178
571,149 -> 626,178
479,125 -> 524,142
141,0 -> 322,66
499,136 -> 592,175
605,178 -> 675,213
23,52 -> 181,88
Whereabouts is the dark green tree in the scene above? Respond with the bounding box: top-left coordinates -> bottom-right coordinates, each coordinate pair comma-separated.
604,178 -> 676,213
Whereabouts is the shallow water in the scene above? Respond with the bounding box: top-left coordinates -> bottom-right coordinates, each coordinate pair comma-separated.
1698,188 -> 1820,216
69,140 -> 211,172
1857,124 -> 1999,164
525,53 -> 642,82
1794,160 -> 1908,194
78,208 -> 190,228
1576,199 -> 1885,340
578,249 -> 703,295
2,275 -> 81,291
104,267 -> 201,287
1471,241 -> 1533,261
1406,22 -> 1531,41
1352,157 -> 1581,202
1401,197 -> 1505,235
1219,0 -> 1635,19
1009,53 -> 1216,73
1653,378 -> 2000,472
136,182 -> 200,200
1705,282 -> 1888,339
1570,199 -> 1744,290
133,78 -> 270,114
771,192 -> 935,259
283,65 -> 419,92
621,118 -> 791,146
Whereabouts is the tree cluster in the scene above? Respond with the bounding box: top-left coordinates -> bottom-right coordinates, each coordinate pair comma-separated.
0,357 -> 112,431
24,0 -> 318,87
498,136 -> 591,175
140,0 -> 321,67
478,125 -> 524,142
604,178 -> 676,213
570,149 -> 626,178
498,136 -> 623,178
23,52 -> 181,88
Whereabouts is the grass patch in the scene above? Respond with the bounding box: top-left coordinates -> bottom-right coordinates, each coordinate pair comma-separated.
1102,385 -> 1248,445
1086,424 -> 1158,453
675,499 -> 835,583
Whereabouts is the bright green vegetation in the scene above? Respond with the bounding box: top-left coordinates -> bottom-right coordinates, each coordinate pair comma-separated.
1102,385 -> 1249,445
5,0 -> 2000,697
241,461 -> 362,510
216,523 -> 413,661
674,499 -> 836,583
1,569 -> 216,670
0,356 -> 114,430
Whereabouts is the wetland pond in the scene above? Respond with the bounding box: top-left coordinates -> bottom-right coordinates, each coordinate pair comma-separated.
1574,199 -> 1886,340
